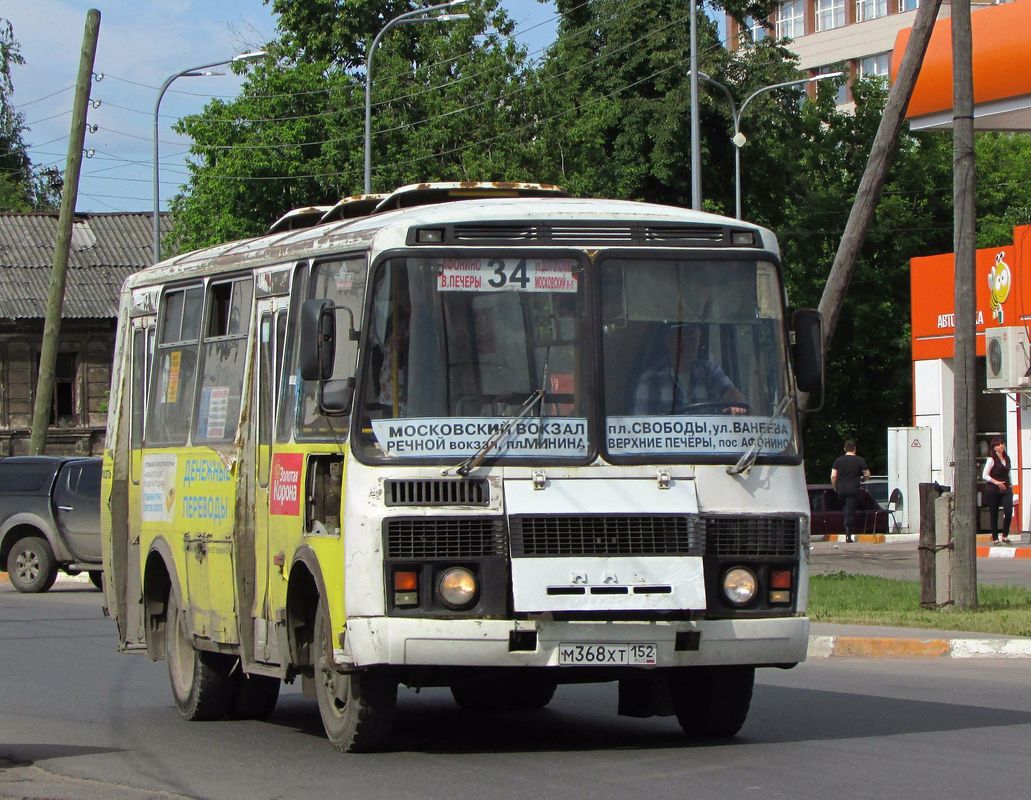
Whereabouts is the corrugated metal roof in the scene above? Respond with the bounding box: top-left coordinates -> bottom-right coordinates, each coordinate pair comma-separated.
0,212 -> 169,319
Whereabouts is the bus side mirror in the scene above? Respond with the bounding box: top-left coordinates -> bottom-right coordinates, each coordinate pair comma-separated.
300,299 -> 336,381
319,378 -> 355,416
792,308 -> 823,409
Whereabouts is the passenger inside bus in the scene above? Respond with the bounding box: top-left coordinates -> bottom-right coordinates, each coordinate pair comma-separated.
630,322 -> 748,416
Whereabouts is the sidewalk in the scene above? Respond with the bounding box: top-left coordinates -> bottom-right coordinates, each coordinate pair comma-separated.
809,622 -> 1031,659
820,532 -> 1031,559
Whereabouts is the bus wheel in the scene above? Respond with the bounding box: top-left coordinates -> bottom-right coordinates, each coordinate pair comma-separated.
230,673 -> 280,720
166,590 -> 234,721
313,603 -> 396,752
670,666 -> 754,738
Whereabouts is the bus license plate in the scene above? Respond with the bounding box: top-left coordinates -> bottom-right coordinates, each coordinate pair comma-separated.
558,643 -> 657,666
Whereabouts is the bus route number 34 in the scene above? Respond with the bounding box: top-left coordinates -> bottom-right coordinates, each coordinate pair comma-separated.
558,642 -> 657,666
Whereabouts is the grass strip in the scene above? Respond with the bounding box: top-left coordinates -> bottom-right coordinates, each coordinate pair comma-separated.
809,572 -> 1031,637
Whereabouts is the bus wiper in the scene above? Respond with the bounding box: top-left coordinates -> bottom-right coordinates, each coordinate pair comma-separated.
447,389 -> 545,477
726,393 -> 795,477
536,345 -> 551,448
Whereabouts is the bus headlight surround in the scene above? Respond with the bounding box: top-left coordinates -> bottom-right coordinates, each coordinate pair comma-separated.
437,567 -> 478,609
722,567 -> 758,606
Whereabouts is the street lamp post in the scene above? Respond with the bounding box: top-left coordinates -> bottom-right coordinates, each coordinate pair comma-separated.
152,51 -> 265,263
689,71 -> 844,219
364,0 -> 469,194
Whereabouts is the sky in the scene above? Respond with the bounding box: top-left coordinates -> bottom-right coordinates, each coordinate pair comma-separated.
7,1 -> 559,215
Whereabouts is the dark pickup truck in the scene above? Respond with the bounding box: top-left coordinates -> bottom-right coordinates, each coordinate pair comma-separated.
0,456 -> 102,593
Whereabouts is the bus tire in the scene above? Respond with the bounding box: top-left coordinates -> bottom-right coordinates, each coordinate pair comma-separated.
313,603 -> 396,752
670,665 -> 754,738
230,673 -> 281,720
166,590 -> 234,721
7,535 -> 57,593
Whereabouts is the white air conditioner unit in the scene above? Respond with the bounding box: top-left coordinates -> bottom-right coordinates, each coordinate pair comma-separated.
985,326 -> 1030,390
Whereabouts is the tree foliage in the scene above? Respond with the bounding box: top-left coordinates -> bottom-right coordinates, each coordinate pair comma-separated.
168,0 -> 1031,475
0,18 -> 62,212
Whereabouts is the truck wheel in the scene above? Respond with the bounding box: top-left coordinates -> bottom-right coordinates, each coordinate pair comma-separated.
6,535 -> 58,593
670,666 -> 755,738
88,571 -> 103,590
313,603 -> 396,752
230,673 -> 281,720
166,590 -> 233,721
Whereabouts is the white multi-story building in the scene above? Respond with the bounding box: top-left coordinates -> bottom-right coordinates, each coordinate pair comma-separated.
728,0 -> 953,107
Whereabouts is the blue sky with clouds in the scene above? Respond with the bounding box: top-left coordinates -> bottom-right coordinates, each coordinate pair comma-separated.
8,1 -> 558,214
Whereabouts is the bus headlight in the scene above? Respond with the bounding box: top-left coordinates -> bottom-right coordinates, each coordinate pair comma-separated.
722,567 -> 757,606
438,567 -> 477,609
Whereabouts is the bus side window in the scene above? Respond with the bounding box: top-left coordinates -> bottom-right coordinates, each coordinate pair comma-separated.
297,256 -> 366,438
194,277 -> 253,444
147,286 -> 203,446
276,265 -> 306,444
130,328 -> 145,451
257,313 -> 273,487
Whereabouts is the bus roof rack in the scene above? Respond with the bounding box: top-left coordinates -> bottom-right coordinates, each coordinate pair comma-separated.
319,194 -> 390,224
373,181 -> 568,213
267,205 -> 333,234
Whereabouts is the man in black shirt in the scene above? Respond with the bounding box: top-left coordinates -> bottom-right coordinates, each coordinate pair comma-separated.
831,440 -> 871,543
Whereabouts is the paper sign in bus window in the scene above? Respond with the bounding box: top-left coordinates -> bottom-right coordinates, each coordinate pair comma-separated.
198,386 -> 230,439
165,351 -> 181,404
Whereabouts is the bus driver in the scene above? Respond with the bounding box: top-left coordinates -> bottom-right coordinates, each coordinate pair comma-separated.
632,322 -> 748,416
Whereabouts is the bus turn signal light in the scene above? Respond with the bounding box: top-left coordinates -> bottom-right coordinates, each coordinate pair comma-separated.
770,570 -> 792,589
394,570 -> 419,607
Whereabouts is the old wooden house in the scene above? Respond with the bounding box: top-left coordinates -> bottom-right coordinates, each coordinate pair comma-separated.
0,212 -> 167,455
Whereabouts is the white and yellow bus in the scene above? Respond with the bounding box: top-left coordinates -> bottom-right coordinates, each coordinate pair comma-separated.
101,182 -> 823,752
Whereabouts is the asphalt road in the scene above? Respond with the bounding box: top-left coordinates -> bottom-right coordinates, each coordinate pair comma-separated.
4,586 -> 1031,800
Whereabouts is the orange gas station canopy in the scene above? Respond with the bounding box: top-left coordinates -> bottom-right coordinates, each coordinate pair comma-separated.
892,0 -> 1031,131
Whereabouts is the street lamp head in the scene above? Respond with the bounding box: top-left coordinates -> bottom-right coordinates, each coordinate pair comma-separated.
232,50 -> 267,63
435,13 -> 471,21
731,131 -> 746,148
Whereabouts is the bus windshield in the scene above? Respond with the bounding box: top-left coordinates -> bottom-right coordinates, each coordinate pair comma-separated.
600,257 -> 797,461
354,255 -> 588,462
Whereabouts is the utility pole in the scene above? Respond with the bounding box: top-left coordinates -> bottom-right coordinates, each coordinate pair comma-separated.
29,9 -> 101,455
817,0 -> 943,349
951,0 -> 978,610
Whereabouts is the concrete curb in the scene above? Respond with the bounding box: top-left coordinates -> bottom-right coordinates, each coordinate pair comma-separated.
976,545 -> 1031,559
809,634 -> 1031,659
818,533 -> 920,544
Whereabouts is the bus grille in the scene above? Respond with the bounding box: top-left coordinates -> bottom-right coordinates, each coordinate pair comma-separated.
384,478 -> 489,507
385,517 -> 506,559
703,517 -> 800,557
444,222 -> 755,248
509,515 -> 703,557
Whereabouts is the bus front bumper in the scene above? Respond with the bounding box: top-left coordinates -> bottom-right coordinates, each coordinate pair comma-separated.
339,616 -> 809,670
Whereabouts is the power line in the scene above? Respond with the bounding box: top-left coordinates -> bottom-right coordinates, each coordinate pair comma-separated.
13,85 -> 74,109
101,5 -> 694,154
